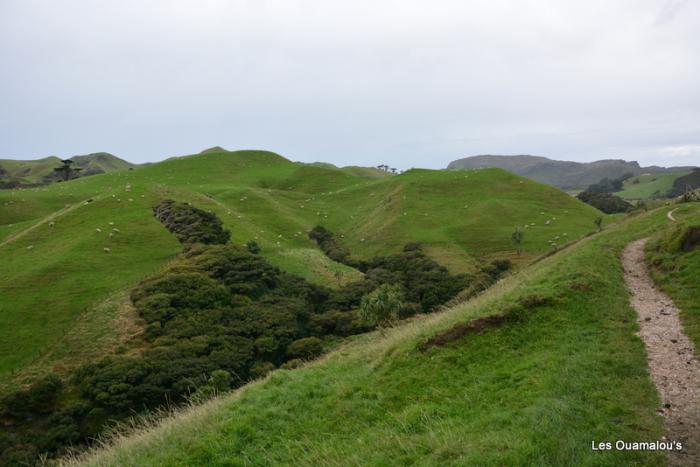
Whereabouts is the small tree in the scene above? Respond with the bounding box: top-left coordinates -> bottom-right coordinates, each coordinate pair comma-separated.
245,240 -> 261,254
594,216 -> 603,232
358,284 -> 404,331
53,159 -> 81,181
511,228 -> 524,255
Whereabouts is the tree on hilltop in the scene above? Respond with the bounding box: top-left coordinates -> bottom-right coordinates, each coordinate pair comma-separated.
53,159 -> 82,181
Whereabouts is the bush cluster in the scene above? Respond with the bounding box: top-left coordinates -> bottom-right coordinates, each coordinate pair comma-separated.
153,199 -> 231,245
576,191 -> 632,214
1,221 -> 509,464
585,173 -> 633,193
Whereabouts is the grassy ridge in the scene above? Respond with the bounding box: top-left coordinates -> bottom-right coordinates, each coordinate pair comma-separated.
0,150 -> 602,380
73,206 -> 694,466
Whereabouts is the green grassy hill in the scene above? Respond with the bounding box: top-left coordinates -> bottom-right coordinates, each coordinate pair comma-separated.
0,152 -> 134,186
646,205 -> 700,349
0,150 -> 603,382
71,204 -> 700,466
616,171 -> 692,200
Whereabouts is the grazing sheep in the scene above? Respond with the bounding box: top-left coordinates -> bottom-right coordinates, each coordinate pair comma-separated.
26,245 -> 33,250
96,228 -> 102,233
113,228 -> 120,233
49,222 -> 55,227
103,247 -> 111,253
108,222 -> 114,225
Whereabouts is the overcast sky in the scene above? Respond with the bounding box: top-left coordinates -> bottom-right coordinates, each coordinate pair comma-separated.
1,0 -> 699,169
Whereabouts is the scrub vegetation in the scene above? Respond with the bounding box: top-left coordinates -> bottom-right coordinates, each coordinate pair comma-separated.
71,205 -> 700,467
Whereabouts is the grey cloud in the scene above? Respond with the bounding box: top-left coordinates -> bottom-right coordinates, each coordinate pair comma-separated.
1,0 -> 699,168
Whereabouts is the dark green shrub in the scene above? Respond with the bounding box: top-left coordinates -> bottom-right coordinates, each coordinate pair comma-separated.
153,199 -> 230,245
249,361 -> 276,379
246,240 -> 261,254
287,337 -> 324,359
576,191 -> 632,214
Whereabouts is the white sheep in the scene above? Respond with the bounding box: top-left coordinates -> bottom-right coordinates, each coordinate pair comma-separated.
103,247 -> 111,253
96,228 -> 102,233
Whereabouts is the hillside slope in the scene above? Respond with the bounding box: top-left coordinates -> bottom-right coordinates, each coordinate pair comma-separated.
447,155 -> 695,191
616,171 -> 693,200
72,205 -> 700,466
0,150 -> 603,383
0,152 -> 134,186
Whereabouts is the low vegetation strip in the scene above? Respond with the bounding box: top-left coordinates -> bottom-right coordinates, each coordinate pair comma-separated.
69,207 -> 695,466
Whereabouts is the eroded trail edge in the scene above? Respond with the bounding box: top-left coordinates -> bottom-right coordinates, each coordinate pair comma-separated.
622,238 -> 700,465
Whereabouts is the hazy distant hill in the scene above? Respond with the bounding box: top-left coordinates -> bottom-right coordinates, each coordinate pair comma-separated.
0,152 -> 134,187
447,155 -> 696,190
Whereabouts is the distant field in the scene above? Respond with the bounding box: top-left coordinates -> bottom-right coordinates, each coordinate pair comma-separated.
0,150 -> 603,380
616,171 -> 691,199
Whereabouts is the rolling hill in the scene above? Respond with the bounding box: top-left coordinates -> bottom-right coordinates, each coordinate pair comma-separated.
0,152 -> 134,187
68,203 -> 700,466
447,155 -> 696,191
0,149 -> 603,384
1,149 -> 699,465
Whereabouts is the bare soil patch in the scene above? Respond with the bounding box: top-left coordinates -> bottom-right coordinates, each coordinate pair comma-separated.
419,314 -> 509,352
622,239 -> 700,465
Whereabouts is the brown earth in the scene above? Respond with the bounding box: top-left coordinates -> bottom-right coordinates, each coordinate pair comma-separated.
622,239 -> 700,466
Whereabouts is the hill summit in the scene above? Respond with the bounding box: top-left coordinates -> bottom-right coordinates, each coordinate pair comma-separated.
199,146 -> 229,154
0,152 -> 134,187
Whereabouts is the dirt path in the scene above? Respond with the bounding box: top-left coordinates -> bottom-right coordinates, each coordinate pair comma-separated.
622,239 -> 700,465
667,208 -> 678,222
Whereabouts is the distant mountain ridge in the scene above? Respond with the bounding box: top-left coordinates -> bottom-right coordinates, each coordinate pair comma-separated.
447,155 -> 696,190
0,152 -> 134,187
